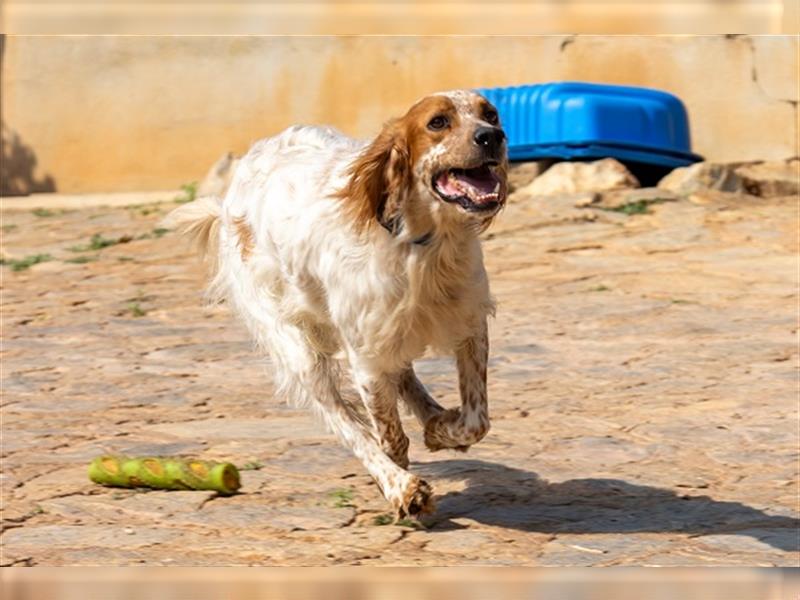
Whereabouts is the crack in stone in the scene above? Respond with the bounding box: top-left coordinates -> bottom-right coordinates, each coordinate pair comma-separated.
559,36 -> 577,52
742,36 -> 799,116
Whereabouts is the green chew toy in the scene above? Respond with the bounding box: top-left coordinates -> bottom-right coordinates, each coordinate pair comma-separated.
88,455 -> 241,495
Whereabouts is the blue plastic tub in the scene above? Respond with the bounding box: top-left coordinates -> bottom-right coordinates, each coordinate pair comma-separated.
477,82 -> 703,169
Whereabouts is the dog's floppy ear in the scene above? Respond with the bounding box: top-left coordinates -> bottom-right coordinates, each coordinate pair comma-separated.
338,120 -> 410,233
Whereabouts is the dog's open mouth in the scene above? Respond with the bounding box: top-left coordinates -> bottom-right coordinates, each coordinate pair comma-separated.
433,163 -> 504,212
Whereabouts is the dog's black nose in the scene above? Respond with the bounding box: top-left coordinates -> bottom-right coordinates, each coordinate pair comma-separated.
473,126 -> 506,157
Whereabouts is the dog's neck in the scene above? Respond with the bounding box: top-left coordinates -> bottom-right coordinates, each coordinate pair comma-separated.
378,216 -> 434,246
379,188 -> 487,250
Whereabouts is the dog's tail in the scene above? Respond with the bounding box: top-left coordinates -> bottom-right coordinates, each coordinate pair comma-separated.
161,196 -> 222,273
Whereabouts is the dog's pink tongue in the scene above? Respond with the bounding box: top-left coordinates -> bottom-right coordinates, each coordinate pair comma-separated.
437,169 -> 500,202
454,169 -> 499,196
436,172 -> 464,197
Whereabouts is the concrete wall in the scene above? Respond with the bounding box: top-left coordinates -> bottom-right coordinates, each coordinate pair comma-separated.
3,1 -> 791,35
2,35 -> 798,194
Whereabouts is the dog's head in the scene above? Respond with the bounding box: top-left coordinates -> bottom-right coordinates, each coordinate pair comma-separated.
341,90 -> 508,238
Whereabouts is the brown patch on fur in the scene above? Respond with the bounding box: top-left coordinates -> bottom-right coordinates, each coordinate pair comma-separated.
232,216 -> 255,262
402,95 -> 460,164
388,436 -> 410,469
335,122 -> 409,232
336,95 -> 459,232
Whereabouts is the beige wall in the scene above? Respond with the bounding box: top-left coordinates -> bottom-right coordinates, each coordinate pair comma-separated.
2,1 -> 791,35
2,35 -> 798,194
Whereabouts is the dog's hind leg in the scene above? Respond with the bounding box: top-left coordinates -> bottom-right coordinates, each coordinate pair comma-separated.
352,368 -> 411,469
423,318 -> 491,452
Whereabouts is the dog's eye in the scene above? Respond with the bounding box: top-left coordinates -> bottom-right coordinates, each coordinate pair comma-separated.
484,109 -> 499,125
427,115 -> 449,131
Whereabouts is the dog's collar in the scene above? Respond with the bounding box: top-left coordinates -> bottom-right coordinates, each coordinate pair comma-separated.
411,231 -> 434,246
378,216 -> 433,247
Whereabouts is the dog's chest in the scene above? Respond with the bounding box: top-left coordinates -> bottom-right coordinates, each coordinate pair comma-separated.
379,250 -> 488,360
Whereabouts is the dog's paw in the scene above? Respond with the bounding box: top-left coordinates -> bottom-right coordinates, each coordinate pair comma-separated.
424,408 -> 490,452
423,408 -> 466,452
397,476 -> 434,519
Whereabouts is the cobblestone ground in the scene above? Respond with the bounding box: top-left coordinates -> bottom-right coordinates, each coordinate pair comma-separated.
1,185 -> 798,566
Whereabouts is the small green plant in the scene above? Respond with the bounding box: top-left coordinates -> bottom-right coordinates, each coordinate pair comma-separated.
65,255 -> 98,264
174,182 -> 198,204
604,197 -> 671,216
139,206 -> 164,216
2,224 -> 18,233
121,290 -> 153,317
89,233 -> 132,250
117,256 -> 135,263
671,298 -> 691,305
128,302 -> 147,317
372,513 -> 393,526
69,233 -> 133,252
396,518 -> 425,529
329,488 -> 355,508
32,208 -> 55,218
4,253 -> 53,272
240,461 -> 264,471
136,227 -> 171,241
589,285 -> 610,292
18,504 -> 46,519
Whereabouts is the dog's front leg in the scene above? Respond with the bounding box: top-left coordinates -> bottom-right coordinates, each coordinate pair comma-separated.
424,318 -> 491,452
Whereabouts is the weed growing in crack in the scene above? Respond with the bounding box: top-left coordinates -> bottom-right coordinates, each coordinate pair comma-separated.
372,513 -> 393,526
2,253 -> 53,271
127,302 -> 147,317
603,197 -> 672,216
240,461 -> 264,471
65,255 -> 98,264
330,488 -> 356,508
69,233 -> 133,252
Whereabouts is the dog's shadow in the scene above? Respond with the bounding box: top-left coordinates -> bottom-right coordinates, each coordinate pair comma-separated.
415,459 -> 799,552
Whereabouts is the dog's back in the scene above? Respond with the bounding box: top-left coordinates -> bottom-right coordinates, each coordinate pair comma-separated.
164,124 -> 362,295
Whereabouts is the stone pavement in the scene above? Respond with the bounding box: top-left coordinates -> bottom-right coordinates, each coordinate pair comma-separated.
1,181 -> 798,566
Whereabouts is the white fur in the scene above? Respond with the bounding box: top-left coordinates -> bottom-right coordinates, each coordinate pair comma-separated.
215,124 -> 491,378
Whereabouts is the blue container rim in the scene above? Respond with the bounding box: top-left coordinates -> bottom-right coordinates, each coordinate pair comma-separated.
476,81 -> 685,100
509,138 -> 703,163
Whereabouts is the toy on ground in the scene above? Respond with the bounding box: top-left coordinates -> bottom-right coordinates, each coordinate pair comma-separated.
88,455 -> 241,495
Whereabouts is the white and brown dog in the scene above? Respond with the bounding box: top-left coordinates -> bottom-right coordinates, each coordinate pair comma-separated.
165,90 -> 508,518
